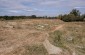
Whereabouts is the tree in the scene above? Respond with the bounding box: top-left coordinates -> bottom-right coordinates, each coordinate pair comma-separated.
31,15 -> 36,18
4,15 -> 9,20
70,9 -> 80,16
61,14 -> 72,22
57,14 -> 63,20
60,9 -> 84,22
68,14 -> 76,21
80,14 -> 85,21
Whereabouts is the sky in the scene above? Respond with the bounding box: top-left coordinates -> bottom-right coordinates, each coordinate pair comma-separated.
0,0 -> 85,16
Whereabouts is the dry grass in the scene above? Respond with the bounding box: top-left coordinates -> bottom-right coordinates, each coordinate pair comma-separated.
49,22 -> 85,55
0,19 -> 85,55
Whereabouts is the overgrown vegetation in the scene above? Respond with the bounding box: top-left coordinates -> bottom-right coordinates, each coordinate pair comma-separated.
58,9 -> 85,22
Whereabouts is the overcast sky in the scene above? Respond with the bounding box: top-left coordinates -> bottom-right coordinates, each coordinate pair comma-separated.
0,0 -> 85,16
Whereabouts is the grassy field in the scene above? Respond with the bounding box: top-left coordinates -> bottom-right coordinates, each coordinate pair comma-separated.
0,19 -> 85,55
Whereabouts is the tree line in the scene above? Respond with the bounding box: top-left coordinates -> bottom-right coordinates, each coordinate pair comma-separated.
0,15 -> 37,20
0,9 -> 85,22
0,15 -> 56,20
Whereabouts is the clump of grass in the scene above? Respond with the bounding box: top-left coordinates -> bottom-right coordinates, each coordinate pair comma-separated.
49,30 -> 64,47
23,44 -> 48,55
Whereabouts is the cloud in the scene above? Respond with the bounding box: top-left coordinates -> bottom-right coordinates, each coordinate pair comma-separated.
0,0 -> 85,16
74,7 -> 85,9
0,0 -> 33,10
9,10 -> 19,13
40,0 -> 68,5
0,0 -> 85,10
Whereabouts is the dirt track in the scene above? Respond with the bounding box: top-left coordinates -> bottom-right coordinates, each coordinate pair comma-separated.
43,25 -> 65,55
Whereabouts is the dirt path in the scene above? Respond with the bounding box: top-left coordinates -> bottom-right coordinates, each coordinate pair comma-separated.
51,24 -> 64,32
43,39 -> 62,55
43,25 -> 64,55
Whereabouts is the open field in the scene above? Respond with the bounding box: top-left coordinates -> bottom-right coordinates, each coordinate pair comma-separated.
0,19 -> 85,55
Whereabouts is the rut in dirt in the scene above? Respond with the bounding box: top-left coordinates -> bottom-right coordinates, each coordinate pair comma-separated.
43,25 -> 64,55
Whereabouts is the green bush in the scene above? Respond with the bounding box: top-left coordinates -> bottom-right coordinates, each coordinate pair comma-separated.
58,9 -> 85,22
